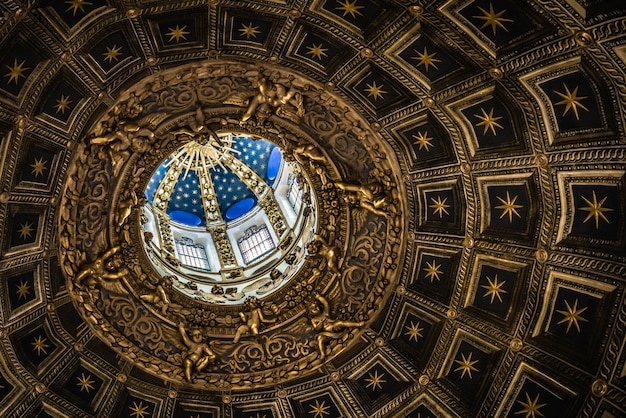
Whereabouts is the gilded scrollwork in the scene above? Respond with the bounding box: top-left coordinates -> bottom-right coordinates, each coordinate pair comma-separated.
58,60 -> 404,389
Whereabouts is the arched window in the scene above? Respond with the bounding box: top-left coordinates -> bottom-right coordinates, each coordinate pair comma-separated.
175,237 -> 211,271
237,225 -> 275,264
287,173 -> 303,211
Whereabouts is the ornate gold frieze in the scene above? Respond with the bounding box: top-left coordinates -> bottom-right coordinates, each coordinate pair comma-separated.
58,60 -> 405,389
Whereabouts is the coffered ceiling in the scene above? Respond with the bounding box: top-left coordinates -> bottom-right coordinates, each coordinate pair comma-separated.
0,1 -> 625,417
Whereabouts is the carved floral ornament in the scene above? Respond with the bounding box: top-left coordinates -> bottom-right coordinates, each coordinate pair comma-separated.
58,60 -> 405,389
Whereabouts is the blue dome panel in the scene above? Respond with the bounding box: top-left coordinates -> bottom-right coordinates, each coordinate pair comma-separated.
170,210 -> 202,226
167,170 -> 206,225
146,136 -> 278,226
267,147 -> 282,181
225,197 -> 256,220
232,135 -> 276,182
145,158 -> 171,204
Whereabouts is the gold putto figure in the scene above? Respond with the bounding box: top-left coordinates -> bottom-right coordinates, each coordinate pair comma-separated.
306,234 -> 340,275
309,293 -> 365,360
74,246 -> 129,288
178,323 -> 216,382
233,297 -> 276,343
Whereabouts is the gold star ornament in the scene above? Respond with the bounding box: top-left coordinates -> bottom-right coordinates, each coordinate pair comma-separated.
65,0 -> 92,16
495,191 -> 523,222
364,81 -> 386,101
412,47 -> 441,72
423,260 -> 442,283
32,335 -> 49,356
239,22 -> 260,39
454,352 -> 479,379
55,94 -> 73,114
412,131 -> 434,151
472,3 -> 513,35
553,83 -> 589,120
481,275 -> 507,304
18,222 -> 34,240
556,298 -> 588,333
579,190 -> 612,229
4,59 -> 30,85
167,25 -> 190,43
515,392 -> 546,418
102,44 -> 123,63
430,195 -> 450,218
30,157 -> 48,177
474,107 -> 504,136
129,401 -> 150,418
336,0 -> 364,18
308,399 -> 331,417
306,43 -> 328,60
76,373 -> 96,393
364,370 -> 387,390
16,280 -> 31,300
404,321 -> 424,342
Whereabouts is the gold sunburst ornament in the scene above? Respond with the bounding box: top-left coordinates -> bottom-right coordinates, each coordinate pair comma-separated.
553,84 -> 589,120
309,399 -> 331,418
472,3 -> 513,35
102,44 -> 123,63
166,137 -> 239,180
306,43 -> 328,60
495,191 -> 523,222
76,373 -> 96,393
167,25 -> 190,42
474,107 -> 504,136
336,0 -> 364,18
239,22 -> 260,39
454,352 -> 479,379
412,47 -> 441,71
515,392 -> 546,418
556,298 -> 588,333
579,190 -> 612,229
4,59 -> 29,84
65,0 -> 92,16
364,81 -> 386,100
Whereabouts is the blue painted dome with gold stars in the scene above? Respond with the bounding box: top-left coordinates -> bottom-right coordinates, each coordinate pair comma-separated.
145,134 -> 280,226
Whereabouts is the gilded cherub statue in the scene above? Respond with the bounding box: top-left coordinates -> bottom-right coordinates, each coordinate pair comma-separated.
334,181 -> 396,218
309,293 -> 365,360
306,234 -> 340,275
236,75 -> 304,123
140,277 -> 179,315
74,246 -> 129,288
233,297 -> 276,343
116,189 -> 138,229
178,323 -> 216,382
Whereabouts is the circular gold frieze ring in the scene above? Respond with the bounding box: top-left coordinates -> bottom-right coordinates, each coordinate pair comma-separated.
59,60 -> 406,389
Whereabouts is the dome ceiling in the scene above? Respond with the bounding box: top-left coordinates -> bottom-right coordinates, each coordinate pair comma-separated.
0,1 -> 625,418
145,135 -> 278,225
